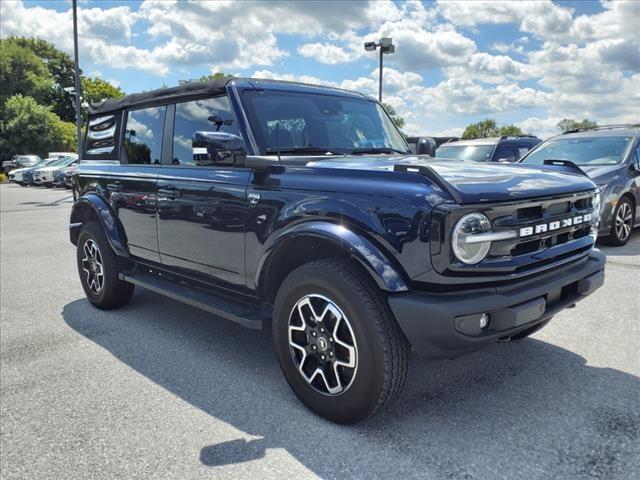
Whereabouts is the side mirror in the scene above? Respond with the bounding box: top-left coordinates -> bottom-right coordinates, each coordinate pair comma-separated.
192,131 -> 246,166
415,137 -> 436,156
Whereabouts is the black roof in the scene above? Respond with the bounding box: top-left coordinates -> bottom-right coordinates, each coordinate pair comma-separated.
88,76 -> 233,116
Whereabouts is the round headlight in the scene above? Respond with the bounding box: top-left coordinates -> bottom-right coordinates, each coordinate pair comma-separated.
451,213 -> 492,265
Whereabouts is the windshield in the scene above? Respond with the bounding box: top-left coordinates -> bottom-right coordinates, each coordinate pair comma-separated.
242,90 -> 408,155
521,136 -> 632,166
436,144 -> 495,162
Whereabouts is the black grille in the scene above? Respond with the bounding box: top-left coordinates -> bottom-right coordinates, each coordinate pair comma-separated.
431,190 -> 598,279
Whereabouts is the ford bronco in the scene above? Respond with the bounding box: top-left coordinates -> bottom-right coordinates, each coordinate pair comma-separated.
70,77 -> 605,423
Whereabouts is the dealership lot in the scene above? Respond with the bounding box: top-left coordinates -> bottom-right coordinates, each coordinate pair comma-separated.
1,183 -> 638,480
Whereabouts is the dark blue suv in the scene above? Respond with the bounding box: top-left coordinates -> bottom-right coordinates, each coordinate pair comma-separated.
69,77 -> 605,423
436,135 -> 541,163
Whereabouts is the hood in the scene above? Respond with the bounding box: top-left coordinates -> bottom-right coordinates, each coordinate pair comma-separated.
580,164 -> 622,183
307,155 -> 597,203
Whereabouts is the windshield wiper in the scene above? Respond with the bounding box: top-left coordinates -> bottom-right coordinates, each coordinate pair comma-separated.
264,146 -> 335,155
350,147 -> 410,155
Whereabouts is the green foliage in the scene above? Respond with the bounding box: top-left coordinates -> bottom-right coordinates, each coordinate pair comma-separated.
557,118 -> 598,132
81,77 -> 125,105
461,119 -> 524,139
0,95 -> 76,161
0,39 -> 53,106
382,102 -> 405,130
9,37 -> 78,122
199,72 -> 229,81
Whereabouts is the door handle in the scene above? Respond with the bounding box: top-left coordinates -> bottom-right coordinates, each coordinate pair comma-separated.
158,186 -> 181,199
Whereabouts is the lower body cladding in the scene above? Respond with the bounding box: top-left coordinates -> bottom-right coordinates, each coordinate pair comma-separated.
388,250 -> 605,360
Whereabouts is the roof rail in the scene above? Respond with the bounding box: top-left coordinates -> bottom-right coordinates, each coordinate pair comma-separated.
562,124 -> 640,134
499,134 -> 538,140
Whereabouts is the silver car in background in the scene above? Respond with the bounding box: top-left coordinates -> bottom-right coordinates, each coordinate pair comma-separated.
521,125 -> 640,245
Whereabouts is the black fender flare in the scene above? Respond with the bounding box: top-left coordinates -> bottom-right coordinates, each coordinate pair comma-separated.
256,221 -> 408,293
69,193 -> 129,257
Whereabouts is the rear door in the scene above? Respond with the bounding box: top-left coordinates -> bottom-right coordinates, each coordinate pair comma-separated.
156,96 -> 250,287
111,106 -> 166,262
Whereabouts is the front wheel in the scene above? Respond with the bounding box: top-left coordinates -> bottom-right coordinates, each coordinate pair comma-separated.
273,258 -> 410,424
76,222 -> 134,309
605,197 -> 634,246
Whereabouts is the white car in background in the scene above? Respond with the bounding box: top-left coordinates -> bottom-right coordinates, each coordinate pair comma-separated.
9,157 -> 60,185
33,156 -> 77,187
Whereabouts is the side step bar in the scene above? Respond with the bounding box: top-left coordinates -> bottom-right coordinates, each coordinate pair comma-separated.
119,269 -> 271,330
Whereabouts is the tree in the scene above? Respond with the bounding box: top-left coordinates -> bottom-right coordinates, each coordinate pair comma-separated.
557,118 -> 598,132
0,39 -> 53,106
82,77 -> 125,104
0,94 -> 76,161
382,102 -> 405,130
497,124 -> 524,136
200,72 -> 229,81
461,118 -> 524,139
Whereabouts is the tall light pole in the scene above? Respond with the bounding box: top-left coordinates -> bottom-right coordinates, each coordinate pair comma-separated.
72,0 -> 82,156
364,38 -> 395,102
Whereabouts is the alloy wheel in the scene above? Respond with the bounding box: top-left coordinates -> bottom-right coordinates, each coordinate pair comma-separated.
615,202 -> 633,242
288,294 -> 358,396
81,239 -> 105,294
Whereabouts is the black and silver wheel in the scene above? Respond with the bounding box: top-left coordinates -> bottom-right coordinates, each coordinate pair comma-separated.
288,294 -> 358,396
76,222 -> 134,309
607,197 -> 634,246
273,258 -> 409,424
81,239 -> 105,295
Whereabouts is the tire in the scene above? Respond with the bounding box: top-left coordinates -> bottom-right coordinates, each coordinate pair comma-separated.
273,258 -> 410,424
510,318 -> 551,341
76,222 -> 134,309
605,197 -> 634,246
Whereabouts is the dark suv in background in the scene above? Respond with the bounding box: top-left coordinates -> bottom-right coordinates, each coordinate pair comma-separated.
436,135 -> 541,163
521,125 -> 640,245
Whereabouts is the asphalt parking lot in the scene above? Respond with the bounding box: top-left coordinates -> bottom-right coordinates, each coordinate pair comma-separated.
1,183 -> 639,480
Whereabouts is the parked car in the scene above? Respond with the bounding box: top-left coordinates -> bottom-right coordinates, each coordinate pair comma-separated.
520,124 -> 640,245
33,156 -> 77,187
7,155 -> 43,182
70,77 -> 604,424
8,156 -> 53,184
2,156 -> 17,174
53,161 -> 77,188
436,135 -> 541,163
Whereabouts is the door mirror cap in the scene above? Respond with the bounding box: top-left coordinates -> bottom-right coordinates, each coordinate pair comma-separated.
415,137 -> 436,156
192,131 -> 246,165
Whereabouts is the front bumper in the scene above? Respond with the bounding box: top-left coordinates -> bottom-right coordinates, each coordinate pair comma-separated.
388,250 -> 605,360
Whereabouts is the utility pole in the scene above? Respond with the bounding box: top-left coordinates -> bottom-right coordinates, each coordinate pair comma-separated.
72,0 -> 82,156
364,38 -> 395,102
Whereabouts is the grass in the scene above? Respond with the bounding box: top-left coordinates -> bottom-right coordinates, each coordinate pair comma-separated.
0,173 -> 8,183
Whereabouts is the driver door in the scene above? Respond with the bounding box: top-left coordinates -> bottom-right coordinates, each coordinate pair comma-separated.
157,96 -> 251,287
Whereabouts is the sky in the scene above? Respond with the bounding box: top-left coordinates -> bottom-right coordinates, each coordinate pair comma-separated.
1,0 -> 638,138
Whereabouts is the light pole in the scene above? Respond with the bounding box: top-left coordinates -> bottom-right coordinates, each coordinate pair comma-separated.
364,38 -> 395,102
72,0 -> 82,156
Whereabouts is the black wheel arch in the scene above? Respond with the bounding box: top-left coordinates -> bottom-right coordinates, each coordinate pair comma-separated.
70,194 -> 129,258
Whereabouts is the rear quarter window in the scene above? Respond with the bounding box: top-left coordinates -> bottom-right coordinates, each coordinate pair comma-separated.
84,114 -> 120,160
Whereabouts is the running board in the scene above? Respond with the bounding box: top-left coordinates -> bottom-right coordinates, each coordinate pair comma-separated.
119,269 -> 270,330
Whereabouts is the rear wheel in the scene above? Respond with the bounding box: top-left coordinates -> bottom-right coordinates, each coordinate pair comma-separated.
273,258 -> 409,424
606,197 -> 634,246
76,222 -> 134,309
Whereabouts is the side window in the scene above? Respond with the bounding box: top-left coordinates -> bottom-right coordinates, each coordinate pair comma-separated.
172,96 -> 239,166
635,142 -> 640,169
518,145 -> 532,159
85,114 -> 119,158
124,106 -> 166,165
494,145 -> 517,162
